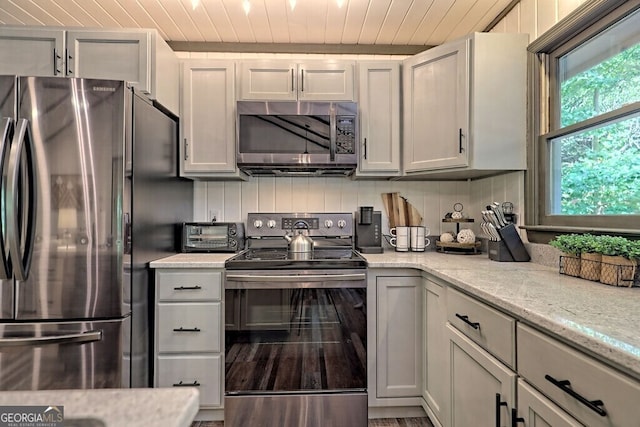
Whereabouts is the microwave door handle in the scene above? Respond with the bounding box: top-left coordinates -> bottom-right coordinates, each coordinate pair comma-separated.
0,118 -> 13,279
329,105 -> 336,161
7,119 -> 37,281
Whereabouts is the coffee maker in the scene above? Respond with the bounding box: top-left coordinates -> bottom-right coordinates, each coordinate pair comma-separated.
355,206 -> 383,253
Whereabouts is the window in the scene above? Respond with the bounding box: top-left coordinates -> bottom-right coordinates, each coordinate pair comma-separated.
528,0 -> 640,235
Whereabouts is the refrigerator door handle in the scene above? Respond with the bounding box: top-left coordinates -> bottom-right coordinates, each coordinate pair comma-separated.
0,330 -> 102,347
6,118 -> 38,281
0,117 -> 13,279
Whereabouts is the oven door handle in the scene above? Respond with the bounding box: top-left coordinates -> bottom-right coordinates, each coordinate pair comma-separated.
225,273 -> 366,288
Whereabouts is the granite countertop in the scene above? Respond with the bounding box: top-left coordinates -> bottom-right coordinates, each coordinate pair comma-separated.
150,250 -> 640,382
0,387 -> 199,427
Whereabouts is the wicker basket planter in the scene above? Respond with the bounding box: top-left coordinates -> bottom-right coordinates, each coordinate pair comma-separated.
600,255 -> 638,287
559,254 -> 581,277
580,252 -> 602,281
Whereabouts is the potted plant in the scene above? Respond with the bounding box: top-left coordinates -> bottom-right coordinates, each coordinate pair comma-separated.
605,238 -> 640,287
548,234 -> 584,277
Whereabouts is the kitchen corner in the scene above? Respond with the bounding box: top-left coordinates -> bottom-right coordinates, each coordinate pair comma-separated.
152,250 -> 640,382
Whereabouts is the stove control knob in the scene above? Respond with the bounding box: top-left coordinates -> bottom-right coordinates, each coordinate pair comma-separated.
253,219 -> 263,229
337,219 -> 347,229
267,220 -> 277,229
324,219 -> 333,228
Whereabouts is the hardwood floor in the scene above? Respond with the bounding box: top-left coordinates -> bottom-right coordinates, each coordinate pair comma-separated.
192,417 -> 434,427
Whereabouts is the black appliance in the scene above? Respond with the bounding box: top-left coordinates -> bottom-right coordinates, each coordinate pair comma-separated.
355,209 -> 383,254
180,222 -> 244,253
224,212 -> 367,427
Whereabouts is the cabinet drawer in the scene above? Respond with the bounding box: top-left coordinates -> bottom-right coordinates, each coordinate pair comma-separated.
157,354 -> 222,407
446,287 -> 515,368
157,303 -> 221,352
518,323 -> 640,427
157,270 -> 222,301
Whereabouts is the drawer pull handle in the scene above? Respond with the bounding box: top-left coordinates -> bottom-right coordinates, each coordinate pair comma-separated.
172,381 -> 201,387
173,327 -> 201,332
544,374 -> 607,416
173,285 -> 202,290
495,393 -> 508,427
455,313 -> 480,329
511,408 -> 524,427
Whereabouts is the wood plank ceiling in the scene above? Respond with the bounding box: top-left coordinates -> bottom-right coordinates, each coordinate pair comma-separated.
0,0 -> 516,53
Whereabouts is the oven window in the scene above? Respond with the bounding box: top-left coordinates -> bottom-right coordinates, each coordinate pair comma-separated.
225,287 -> 367,393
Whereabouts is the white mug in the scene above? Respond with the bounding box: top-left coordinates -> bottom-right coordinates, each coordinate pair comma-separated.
410,226 -> 431,252
390,226 -> 410,252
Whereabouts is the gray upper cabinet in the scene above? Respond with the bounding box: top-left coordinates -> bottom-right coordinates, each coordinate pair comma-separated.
238,59 -> 355,101
355,61 -> 401,177
402,32 -> 528,179
0,26 -> 179,114
180,59 -> 243,179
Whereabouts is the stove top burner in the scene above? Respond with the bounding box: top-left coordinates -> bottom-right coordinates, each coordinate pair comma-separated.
225,247 -> 367,270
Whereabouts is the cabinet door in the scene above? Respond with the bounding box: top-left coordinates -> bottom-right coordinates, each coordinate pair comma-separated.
298,62 -> 355,101
181,60 -> 237,175
66,30 -> 151,91
447,324 -> 516,427
0,27 -> 65,77
239,60 -> 297,100
403,38 -> 469,172
356,61 -> 401,176
517,379 -> 583,427
423,278 -> 447,425
376,276 -> 422,398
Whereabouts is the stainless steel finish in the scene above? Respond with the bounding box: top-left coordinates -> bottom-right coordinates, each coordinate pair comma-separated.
283,227 -> 314,253
7,118 -> 36,282
247,212 -> 354,239
0,330 -> 102,347
0,118 -> 11,281
236,101 -> 358,176
0,75 -> 193,390
0,319 -> 124,390
225,271 -> 367,287
225,393 -> 368,427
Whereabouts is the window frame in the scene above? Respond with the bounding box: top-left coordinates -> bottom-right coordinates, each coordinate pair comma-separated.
525,0 -> 640,242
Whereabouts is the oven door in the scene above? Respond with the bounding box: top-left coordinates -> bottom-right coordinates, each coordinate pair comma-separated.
224,269 -> 367,427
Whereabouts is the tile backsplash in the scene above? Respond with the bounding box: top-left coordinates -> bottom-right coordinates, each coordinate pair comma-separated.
193,171 -> 525,240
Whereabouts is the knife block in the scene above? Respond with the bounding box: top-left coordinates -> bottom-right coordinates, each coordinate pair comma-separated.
496,224 -> 530,262
488,240 -> 514,262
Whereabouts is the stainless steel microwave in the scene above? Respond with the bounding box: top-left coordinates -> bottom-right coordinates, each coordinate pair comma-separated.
180,222 -> 245,253
236,101 -> 358,176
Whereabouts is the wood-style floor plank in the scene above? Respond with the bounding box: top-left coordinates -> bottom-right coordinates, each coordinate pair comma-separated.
192,417 -> 435,427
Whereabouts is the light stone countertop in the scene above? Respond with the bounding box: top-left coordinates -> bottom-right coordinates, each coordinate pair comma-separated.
150,250 -> 640,382
0,387 -> 199,427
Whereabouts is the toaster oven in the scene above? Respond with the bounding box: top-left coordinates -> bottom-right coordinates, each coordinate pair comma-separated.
180,222 -> 245,253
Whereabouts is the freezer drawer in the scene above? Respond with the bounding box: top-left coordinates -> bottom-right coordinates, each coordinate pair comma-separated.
0,318 -> 124,390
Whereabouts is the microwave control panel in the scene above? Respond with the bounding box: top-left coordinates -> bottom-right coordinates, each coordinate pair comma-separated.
336,116 -> 356,154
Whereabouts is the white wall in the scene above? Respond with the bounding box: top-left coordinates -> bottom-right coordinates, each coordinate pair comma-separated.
184,0 -> 587,238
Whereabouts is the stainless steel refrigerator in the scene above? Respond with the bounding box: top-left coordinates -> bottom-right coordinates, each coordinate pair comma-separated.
0,76 -> 192,390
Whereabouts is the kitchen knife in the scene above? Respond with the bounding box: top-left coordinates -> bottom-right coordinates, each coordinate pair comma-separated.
487,223 -> 501,241
492,202 -> 508,226
489,204 -> 506,227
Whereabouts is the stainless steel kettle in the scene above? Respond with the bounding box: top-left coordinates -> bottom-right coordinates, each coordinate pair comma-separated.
284,223 -> 314,253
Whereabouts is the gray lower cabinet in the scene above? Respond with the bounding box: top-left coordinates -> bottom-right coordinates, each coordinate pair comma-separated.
446,324 -> 516,427
422,276 -> 447,426
154,269 -> 224,411
517,323 -> 640,427
516,379 -> 583,427
368,269 -> 423,409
